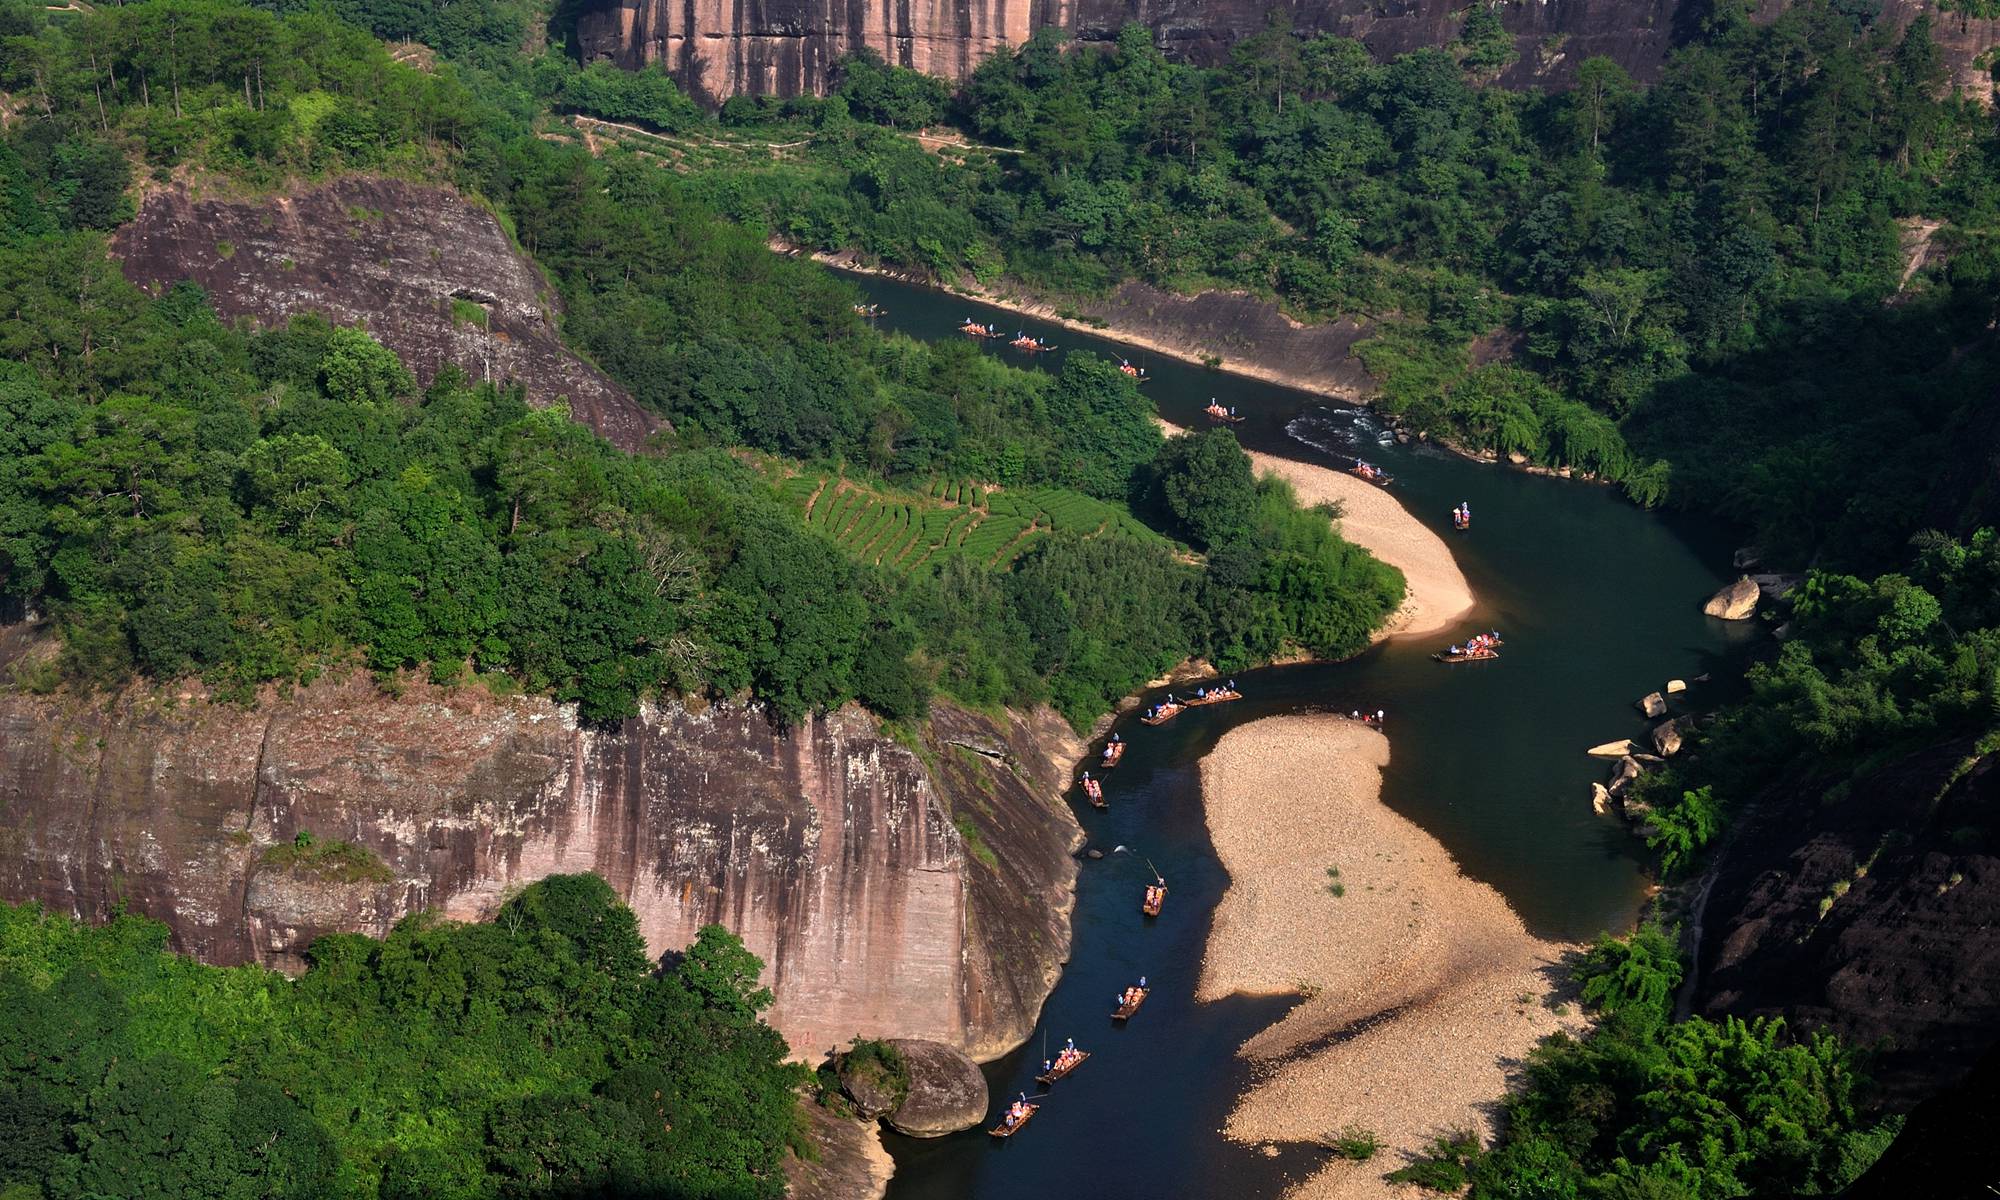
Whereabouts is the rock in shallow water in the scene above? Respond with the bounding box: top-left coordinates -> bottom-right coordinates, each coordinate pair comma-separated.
1638,691 -> 1668,718
1703,576 -> 1761,620
885,1039 -> 987,1138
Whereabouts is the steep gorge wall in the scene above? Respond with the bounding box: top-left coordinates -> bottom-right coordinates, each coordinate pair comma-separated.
1690,736 -> 2000,1104
577,0 -> 2000,105
0,646 -> 1084,1062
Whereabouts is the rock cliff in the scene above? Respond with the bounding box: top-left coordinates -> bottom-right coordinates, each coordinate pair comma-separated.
0,637 -> 1084,1063
1690,734 -> 2000,1104
111,177 -> 662,452
576,0 -> 2000,105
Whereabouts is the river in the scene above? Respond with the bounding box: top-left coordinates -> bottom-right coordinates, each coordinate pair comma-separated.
844,274 -> 1758,1199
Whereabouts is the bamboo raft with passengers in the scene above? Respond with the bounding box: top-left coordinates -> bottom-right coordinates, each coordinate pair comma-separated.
1112,983 -> 1150,1021
1098,735 -> 1126,767
1434,631 -> 1503,664
1118,359 -> 1150,383
1140,699 -> 1185,727
959,319 -> 1003,339
1349,461 -> 1394,487
1141,879 -> 1167,918
1203,400 -> 1244,423
1183,683 -> 1241,707
1035,1047 -> 1091,1086
1081,773 -> 1106,809
989,1098 -> 1040,1138
1009,332 -> 1056,353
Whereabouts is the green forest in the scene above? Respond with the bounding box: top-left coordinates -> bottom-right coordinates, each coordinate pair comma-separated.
688,10 -> 2000,571
0,0 -> 1401,727
2,0 -> 1996,1194
0,876 -> 805,1199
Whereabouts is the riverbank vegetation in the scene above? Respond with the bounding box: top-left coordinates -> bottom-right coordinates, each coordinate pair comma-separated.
672,11 -> 2000,569
0,0 -> 1401,728
0,875 -> 806,1199
1471,925 -> 1901,1198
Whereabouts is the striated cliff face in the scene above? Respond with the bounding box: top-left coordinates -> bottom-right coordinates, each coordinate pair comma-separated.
111,177 -> 662,453
1691,736 -> 2000,1104
0,644 -> 1084,1062
576,0 -> 2000,105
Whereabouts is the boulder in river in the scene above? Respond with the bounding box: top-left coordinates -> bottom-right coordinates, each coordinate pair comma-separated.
1638,692 -> 1668,719
1609,756 -> 1643,795
884,1039 -> 987,1138
1587,739 -> 1642,759
1591,782 -> 1611,815
1666,679 -> 1688,694
1703,577 -> 1761,620
1652,719 -> 1683,757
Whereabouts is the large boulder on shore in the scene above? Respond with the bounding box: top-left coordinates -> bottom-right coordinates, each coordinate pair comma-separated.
1638,692 -> 1668,719
1652,719 -> 1684,757
1587,739 -> 1641,759
1704,577 -> 1761,620
884,1039 -> 987,1138
1609,755 -> 1644,795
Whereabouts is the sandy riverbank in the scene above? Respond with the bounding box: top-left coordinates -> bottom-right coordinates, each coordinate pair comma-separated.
1157,419 -> 1473,642
1200,715 -> 1585,1199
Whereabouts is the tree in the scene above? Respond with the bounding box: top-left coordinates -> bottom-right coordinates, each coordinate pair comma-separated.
1151,427 -> 1257,549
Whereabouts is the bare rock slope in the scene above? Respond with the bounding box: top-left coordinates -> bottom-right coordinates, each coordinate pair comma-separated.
112,177 -> 661,452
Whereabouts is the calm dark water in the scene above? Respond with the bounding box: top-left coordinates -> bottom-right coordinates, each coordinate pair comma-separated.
846,273 -> 1758,1199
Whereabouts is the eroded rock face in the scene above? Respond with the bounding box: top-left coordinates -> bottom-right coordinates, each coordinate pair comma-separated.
576,0 -> 2000,105
1693,737 -> 2000,1103
0,664 -> 1083,1063
111,177 -> 662,452
885,1038 -> 987,1137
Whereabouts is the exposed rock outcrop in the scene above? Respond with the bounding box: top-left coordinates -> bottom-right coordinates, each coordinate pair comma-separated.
575,0 -> 2000,105
0,656 -> 1084,1064
1651,718 -> 1683,757
884,1038 -> 987,1137
1703,576 -> 1761,620
1692,736 -> 2000,1103
111,177 -> 662,452
1638,691 -> 1668,718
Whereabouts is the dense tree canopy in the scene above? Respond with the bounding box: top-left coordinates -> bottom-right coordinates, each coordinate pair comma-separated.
0,876 -> 805,1199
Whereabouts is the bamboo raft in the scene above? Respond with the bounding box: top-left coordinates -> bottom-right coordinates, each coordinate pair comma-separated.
1140,703 -> 1184,727
1035,1051 -> 1091,1086
959,321 -> 1003,339
1112,987 -> 1150,1021
1433,647 -> 1499,664
1010,335 -> 1056,352
989,1103 -> 1040,1138
1142,883 -> 1167,917
1203,405 -> 1245,423
1082,777 -> 1106,809
1100,741 -> 1126,768
1349,466 -> 1394,487
1183,688 -> 1241,707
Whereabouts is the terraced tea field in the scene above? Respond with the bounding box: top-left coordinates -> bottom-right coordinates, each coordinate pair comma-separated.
783,472 -> 1164,574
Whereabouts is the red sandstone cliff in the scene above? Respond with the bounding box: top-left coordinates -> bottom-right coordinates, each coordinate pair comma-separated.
575,0 -> 2000,105
0,634 -> 1084,1062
